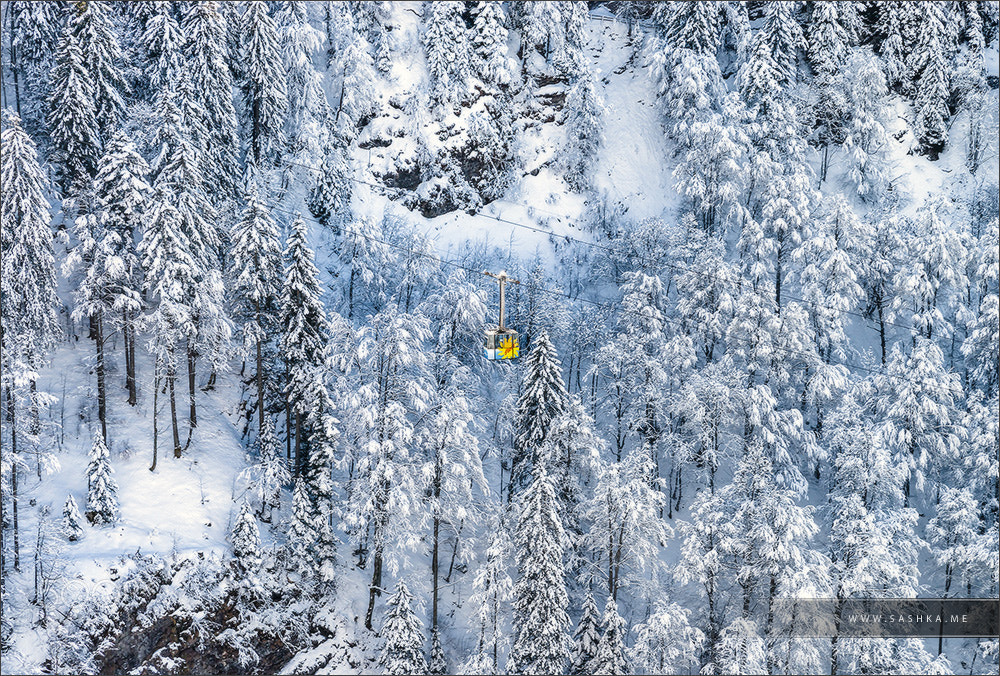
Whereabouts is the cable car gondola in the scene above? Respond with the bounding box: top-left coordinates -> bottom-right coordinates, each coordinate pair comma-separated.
483,271 -> 520,360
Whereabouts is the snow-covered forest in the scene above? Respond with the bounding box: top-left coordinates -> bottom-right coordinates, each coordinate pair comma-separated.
1,1 -> 998,674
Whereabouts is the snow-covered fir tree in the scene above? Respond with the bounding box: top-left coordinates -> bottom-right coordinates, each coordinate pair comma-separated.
662,1 -> 722,55
62,495 -> 85,542
307,140 -> 352,232
511,332 -> 568,499
423,1 -> 470,109
140,2 -> 185,96
509,464 -> 571,675
909,1 -> 952,156
182,1 -> 240,202
47,25 -> 101,196
379,580 -> 428,676
69,0 -> 127,142
286,477 -> 316,581
85,434 -> 119,525
569,590 -> 601,675
631,602 -> 705,675
231,173 -> 283,437
464,515 -> 514,675
0,113 -> 61,383
472,1 -> 514,88
280,213 -> 330,473
231,500 -> 262,573
240,0 -> 289,165
591,595 -> 628,676
562,73 -> 604,192
240,414 -> 290,523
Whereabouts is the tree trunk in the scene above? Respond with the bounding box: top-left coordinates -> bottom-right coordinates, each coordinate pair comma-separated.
431,454 -> 442,632
168,364 -> 181,458
95,310 -> 108,443
151,364 -> 159,471
294,412 -> 303,477
186,344 -> 197,447
8,5 -> 21,115
256,335 -> 265,438
7,387 -> 20,571
775,254 -> 783,312
877,301 -> 887,365
125,311 -> 137,406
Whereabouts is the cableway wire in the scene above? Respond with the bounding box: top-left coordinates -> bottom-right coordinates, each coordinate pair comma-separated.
260,196 -> 967,397
280,158 -> 919,334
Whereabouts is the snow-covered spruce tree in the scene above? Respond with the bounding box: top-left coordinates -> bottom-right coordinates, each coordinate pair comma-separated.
281,213 -> 330,473
520,1 -> 563,63
510,331 -> 568,500
875,339 -> 962,506
582,447 -> 671,603
231,499 -> 262,573
140,2 -> 185,97
570,590 -> 601,675
429,628 -> 446,675
420,390 -> 488,635
304,389 -> 339,587
240,0 -> 289,165
91,132 -> 150,406
562,72 -> 604,192
7,1 -> 62,133
889,199 -> 968,342
152,83 -> 229,448
909,1 -> 952,157
709,618 -> 767,676
307,140 -> 352,233
794,196 -> 864,365
509,464 -> 571,675
662,0 -> 722,55
330,6 -> 377,137
0,113 -> 61,382
808,1 -> 848,76
559,0 -> 588,79
591,595 -> 628,676
231,173 -> 283,438
69,0 -> 127,142
350,0 -> 393,73
464,514 -> 514,675
65,210 -> 116,443
277,0 -> 332,181
840,49 -> 891,202
62,495 -> 85,542
139,185 -> 195,460
876,1 -> 909,89
86,434 -> 119,525
471,1 -> 514,88
379,580 -> 428,676
47,25 -> 101,197
241,413 -> 290,523
424,1 -> 470,110
182,1 -> 240,202
631,602 -> 705,675
345,306 -> 432,630
286,477 -> 316,581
